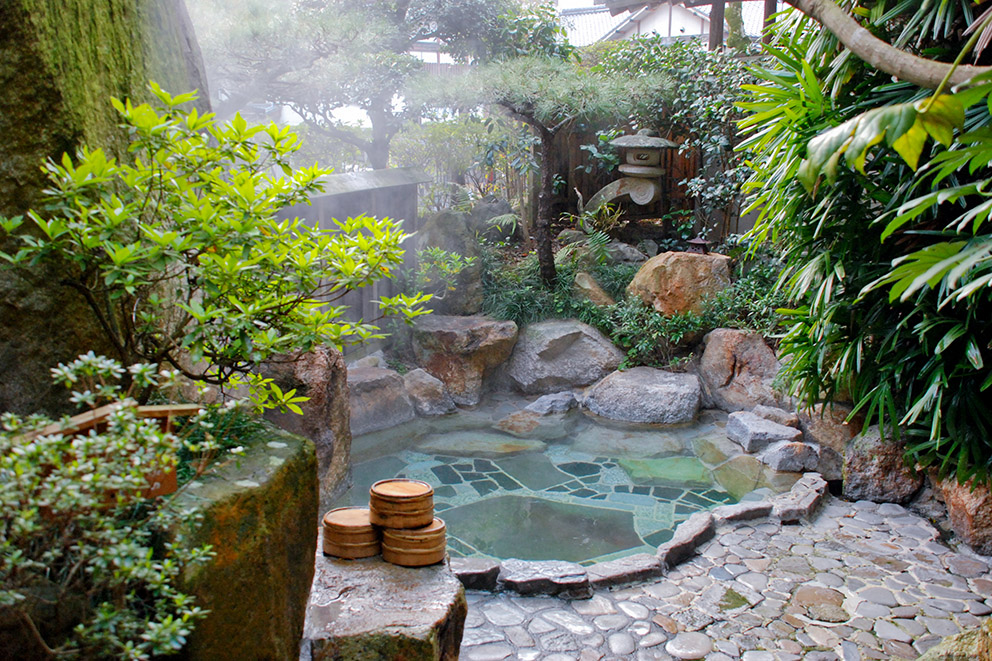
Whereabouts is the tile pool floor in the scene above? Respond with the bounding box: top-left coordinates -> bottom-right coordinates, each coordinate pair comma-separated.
335,397 -> 799,565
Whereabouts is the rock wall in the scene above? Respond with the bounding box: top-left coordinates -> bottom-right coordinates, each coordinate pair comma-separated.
173,422 -> 318,661
0,0 -> 208,415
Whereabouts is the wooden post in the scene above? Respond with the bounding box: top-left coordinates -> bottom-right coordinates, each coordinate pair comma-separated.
763,0 -> 777,43
708,0 -> 726,51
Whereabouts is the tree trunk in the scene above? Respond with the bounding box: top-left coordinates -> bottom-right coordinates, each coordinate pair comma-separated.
536,140 -> 557,288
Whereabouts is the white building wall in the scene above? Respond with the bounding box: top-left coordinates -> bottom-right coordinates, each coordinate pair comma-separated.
611,5 -> 709,40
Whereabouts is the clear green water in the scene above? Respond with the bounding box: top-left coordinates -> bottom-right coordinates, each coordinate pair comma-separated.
335,393 -> 799,564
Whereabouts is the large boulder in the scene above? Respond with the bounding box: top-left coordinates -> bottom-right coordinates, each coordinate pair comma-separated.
799,402 -> 863,481
403,368 -> 456,417
939,477 -> 992,555
467,198 -> 518,243
412,315 -> 518,406
842,426 -> 922,503
759,441 -> 819,472
417,210 -> 483,315
503,320 -> 623,395
581,367 -> 701,424
626,251 -> 732,315
263,347 -> 351,506
0,0 -> 209,416
304,552 -> 466,660
347,367 -> 416,436
174,423 -> 317,661
698,329 -> 784,412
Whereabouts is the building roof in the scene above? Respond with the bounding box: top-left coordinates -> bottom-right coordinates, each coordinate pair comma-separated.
592,0 -> 778,38
560,6 -> 633,46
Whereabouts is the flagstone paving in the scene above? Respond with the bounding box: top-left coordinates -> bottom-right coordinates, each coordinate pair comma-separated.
461,497 -> 992,660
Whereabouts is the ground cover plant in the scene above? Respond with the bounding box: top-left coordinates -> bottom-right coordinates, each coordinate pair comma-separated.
740,1 -> 992,485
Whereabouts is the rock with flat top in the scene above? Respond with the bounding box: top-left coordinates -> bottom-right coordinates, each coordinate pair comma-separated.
498,559 -> 592,599
726,411 -> 803,453
759,441 -> 819,472
304,550 -> 466,660
582,367 -> 701,424
751,404 -> 799,428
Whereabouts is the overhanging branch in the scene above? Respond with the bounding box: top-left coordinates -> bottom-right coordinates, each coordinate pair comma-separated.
785,0 -> 992,89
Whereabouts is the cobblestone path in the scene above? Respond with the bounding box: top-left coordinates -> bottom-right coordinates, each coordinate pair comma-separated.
462,497 -> 992,660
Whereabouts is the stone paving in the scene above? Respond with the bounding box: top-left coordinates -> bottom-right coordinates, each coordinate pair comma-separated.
461,496 -> 992,660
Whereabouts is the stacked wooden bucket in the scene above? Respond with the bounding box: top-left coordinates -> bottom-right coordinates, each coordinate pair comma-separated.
321,478 -> 447,567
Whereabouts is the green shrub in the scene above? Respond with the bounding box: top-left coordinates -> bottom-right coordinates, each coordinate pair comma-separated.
0,84 -> 430,410
480,239 -> 786,368
0,353 -> 235,658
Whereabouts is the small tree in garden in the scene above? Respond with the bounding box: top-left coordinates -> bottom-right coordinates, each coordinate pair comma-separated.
589,37 -> 752,235
482,57 -> 672,286
0,84 -> 430,407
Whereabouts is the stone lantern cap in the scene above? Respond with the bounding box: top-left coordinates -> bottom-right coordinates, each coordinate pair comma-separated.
610,129 -> 677,150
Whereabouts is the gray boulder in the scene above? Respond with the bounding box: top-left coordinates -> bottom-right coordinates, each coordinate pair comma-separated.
347,367 -> 415,436
524,391 -> 578,415
759,441 -> 819,472
726,411 -> 803,453
606,241 -> 648,263
504,320 -> 623,395
403,368 -> 456,417
843,425 -> 922,503
581,367 -> 701,424
263,347 -> 351,506
698,329 -> 784,412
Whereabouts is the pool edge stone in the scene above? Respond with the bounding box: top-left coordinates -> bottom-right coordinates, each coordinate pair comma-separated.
497,558 -> 593,599
587,553 -> 665,588
450,557 -> 501,591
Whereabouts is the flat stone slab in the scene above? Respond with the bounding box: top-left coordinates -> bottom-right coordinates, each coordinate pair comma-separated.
772,472 -> 828,523
581,367 -> 701,424
712,501 -> 773,522
524,391 -> 577,415
450,557 -> 501,591
303,550 -> 466,661
587,553 -> 664,588
418,430 -> 546,457
497,559 -> 592,599
726,410 -> 803,453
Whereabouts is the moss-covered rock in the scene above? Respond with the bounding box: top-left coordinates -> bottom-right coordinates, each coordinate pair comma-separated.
173,422 -> 318,661
0,0 -> 208,415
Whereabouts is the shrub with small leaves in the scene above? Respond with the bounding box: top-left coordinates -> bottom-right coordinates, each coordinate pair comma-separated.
0,353 -> 249,659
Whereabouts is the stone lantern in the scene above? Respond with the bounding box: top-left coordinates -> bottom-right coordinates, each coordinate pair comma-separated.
583,129 -> 678,213
611,129 -> 677,180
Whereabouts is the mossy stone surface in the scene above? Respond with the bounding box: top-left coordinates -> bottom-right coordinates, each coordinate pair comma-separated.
0,0 -> 207,415
173,422 -> 318,661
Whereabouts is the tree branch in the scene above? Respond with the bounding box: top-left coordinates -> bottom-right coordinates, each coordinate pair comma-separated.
785,0 -> 992,89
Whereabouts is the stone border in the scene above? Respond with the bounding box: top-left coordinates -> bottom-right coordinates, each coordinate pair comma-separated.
449,472 -> 829,598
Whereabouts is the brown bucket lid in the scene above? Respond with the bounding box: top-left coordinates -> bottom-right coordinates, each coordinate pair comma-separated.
370,478 -> 433,499
384,517 -> 446,538
322,507 -> 374,530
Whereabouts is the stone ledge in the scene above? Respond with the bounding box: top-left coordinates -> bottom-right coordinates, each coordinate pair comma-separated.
772,472 -> 829,524
657,512 -> 716,568
497,559 -> 592,599
712,501 -> 773,523
450,557 -> 501,591
587,553 -> 664,588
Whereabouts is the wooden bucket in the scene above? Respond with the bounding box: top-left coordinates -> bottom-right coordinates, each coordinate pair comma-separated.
382,517 -> 447,567
322,507 -> 380,559
369,479 -> 434,529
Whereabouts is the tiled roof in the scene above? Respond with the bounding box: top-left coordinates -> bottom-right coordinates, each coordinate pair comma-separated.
560,6 -> 633,46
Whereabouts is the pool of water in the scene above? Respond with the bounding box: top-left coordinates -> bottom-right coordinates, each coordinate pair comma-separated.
334,392 -> 800,564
